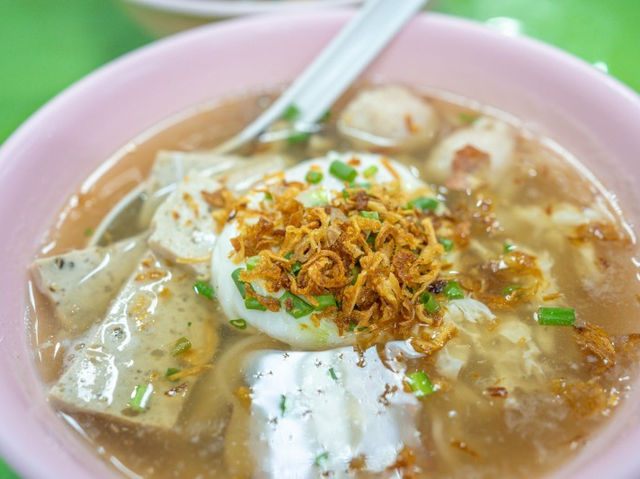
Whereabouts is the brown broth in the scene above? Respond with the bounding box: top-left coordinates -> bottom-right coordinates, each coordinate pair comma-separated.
28,86 -> 640,479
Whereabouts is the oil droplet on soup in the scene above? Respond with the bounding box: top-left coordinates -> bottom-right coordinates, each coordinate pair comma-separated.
28,85 -> 640,479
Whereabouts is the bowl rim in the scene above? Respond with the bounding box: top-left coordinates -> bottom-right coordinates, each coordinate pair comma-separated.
124,0 -> 362,17
2,9 -> 640,479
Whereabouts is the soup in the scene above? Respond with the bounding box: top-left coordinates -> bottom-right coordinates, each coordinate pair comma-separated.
28,85 -> 640,478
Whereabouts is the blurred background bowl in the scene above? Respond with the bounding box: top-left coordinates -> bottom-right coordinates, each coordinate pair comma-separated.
122,0 -> 363,34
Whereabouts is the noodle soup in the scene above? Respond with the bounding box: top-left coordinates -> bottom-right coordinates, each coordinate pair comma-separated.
28,85 -> 640,478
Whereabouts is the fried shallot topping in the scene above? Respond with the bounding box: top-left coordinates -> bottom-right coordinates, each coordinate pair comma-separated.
216,174 -> 452,352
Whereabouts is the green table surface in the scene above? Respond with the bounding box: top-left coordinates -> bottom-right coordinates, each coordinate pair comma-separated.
0,0 -> 638,477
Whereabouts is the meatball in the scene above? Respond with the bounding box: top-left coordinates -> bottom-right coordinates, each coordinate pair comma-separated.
426,117 -> 515,190
338,86 -> 439,152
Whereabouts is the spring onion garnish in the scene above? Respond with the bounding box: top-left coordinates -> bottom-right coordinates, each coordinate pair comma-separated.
320,109 -> 332,122
315,452 -> 330,467
347,322 -> 357,332
282,104 -> 300,121
129,384 -> 152,412
407,196 -> 439,212
458,112 -> 478,124
264,192 -> 273,201
246,255 -> 261,271
193,280 -> 214,299
363,165 -> 378,178
348,181 -> 371,190
420,292 -> 441,314
230,318 -> 247,330
304,189 -> 329,207
342,189 -> 350,199
83,227 -> 94,237
232,268 -> 247,298
438,238 -> 454,252
503,243 -> 516,253
290,261 -> 302,275
406,371 -> 435,397
280,291 -> 314,318
329,159 -> 357,182
444,280 -> 464,300
245,297 -> 267,311
537,307 -> 575,326
314,294 -> 337,311
328,368 -> 338,381
279,394 -> 287,416
288,131 -> 311,144
350,264 -> 360,285
172,337 -> 192,356
165,368 -> 180,381
359,211 -> 379,220
306,170 -> 323,184
503,284 -> 521,296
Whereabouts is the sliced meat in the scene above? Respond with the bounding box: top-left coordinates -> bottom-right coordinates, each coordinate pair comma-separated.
30,235 -> 146,333
148,173 -> 220,279
50,251 -> 218,430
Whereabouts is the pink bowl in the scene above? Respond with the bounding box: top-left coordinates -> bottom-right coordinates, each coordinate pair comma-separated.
2,10 -> 640,479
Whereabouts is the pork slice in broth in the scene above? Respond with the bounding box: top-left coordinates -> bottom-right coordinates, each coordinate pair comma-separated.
31,235 -> 147,333
50,251 -> 218,430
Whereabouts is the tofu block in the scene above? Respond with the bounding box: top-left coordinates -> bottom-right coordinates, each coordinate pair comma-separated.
50,251 -> 219,430
30,235 -> 146,333
241,345 -> 420,478
148,173 -> 220,279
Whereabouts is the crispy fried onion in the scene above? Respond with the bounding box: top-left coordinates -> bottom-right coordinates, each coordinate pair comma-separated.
228,177 -> 450,352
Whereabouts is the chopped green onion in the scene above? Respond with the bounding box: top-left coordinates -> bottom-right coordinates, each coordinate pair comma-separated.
280,291 -> 314,318
290,261 -> 302,276
264,192 -> 273,201
83,227 -> 94,237
282,104 -> 300,121
287,131 -> 311,144
359,211 -> 379,220
503,284 -> 521,296
537,307 -> 575,326
357,326 -> 368,332
503,243 -> 516,253
406,371 -> 435,397
444,280 -> 464,300
328,368 -> 338,381
315,452 -> 329,467
280,394 -> 287,416
193,280 -> 214,300
187,321 -> 192,327
342,189 -> 350,199
329,160 -> 357,182
306,170 -> 323,184
230,318 -> 247,330
348,181 -> 371,190
408,196 -> 439,211
420,292 -> 441,314
129,384 -> 152,412
314,294 -> 337,311
458,112 -> 478,124
246,255 -> 261,271
232,268 -> 247,298
172,337 -> 192,356
347,322 -> 357,332
245,297 -> 267,311
366,234 -> 376,248
303,189 -> 329,207
319,109 -> 332,122
350,264 -> 360,285
165,368 -> 180,381
363,165 -> 378,178
438,238 -> 454,252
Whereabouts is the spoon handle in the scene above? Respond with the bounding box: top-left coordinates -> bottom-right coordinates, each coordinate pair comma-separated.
215,0 -> 428,153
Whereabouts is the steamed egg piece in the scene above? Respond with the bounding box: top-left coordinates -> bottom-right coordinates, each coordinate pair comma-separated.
212,152 -> 429,349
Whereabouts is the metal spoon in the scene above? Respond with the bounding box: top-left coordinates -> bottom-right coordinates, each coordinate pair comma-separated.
91,0 -> 427,245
